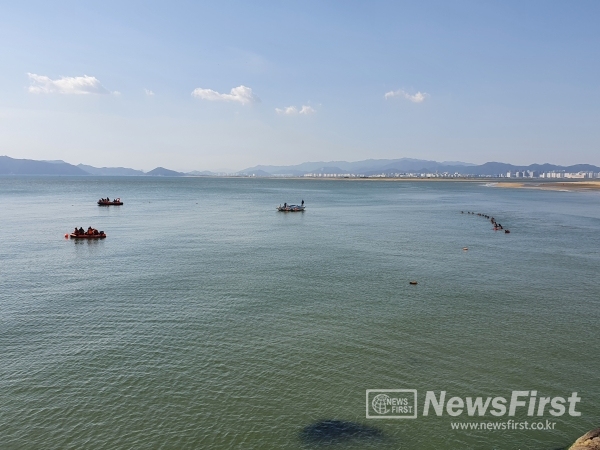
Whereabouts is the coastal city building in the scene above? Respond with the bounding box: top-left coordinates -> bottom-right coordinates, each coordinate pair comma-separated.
301,171 -> 600,179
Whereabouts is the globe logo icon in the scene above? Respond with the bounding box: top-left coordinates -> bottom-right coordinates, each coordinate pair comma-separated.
371,394 -> 390,414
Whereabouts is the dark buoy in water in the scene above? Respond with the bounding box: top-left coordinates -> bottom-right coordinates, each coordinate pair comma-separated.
409,281 -> 418,285
300,420 -> 382,444
505,229 -> 510,234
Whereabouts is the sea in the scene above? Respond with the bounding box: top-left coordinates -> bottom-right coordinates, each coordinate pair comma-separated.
1,176 -> 599,450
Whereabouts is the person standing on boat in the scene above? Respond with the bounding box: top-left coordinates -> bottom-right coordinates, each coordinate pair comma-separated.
301,200 -> 304,206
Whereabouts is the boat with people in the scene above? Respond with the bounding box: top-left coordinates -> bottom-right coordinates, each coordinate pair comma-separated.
69,226 -> 106,239
98,197 -> 123,206
277,200 -> 305,212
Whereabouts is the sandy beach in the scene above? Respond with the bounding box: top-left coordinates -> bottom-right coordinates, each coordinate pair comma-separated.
495,180 -> 600,191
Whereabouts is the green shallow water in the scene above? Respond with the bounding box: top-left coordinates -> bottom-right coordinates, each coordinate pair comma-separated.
0,177 -> 599,449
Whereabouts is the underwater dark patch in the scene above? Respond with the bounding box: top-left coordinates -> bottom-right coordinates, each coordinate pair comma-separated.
300,420 -> 383,445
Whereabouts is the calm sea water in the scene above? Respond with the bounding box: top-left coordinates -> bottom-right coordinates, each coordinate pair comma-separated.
1,176 -> 599,449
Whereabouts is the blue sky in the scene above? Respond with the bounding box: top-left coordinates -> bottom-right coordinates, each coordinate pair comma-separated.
1,1 -> 599,171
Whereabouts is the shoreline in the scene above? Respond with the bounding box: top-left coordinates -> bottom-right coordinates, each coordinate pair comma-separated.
494,181 -> 600,191
250,177 -> 600,190
244,177 -> 600,190
3,174 -> 600,190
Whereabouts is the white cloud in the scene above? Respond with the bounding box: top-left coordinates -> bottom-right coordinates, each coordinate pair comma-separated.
299,105 -> 316,115
276,106 -> 298,115
384,89 -> 428,103
191,85 -> 259,105
145,89 -> 155,96
276,105 -> 316,115
27,73 -> 112,95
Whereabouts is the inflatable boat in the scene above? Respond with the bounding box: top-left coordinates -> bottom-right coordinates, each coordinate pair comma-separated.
277,204 -> 305,212
70,232 -> 106,239
98,198 -> 123,206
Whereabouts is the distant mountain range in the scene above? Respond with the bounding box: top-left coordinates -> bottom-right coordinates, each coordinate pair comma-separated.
0,156 -> 89,176
77,164 -> 145,176
0,156 -> 188,176
240,158 -> 477,176
238,159 -> 600,177
145,167 -> 185,177
1,155 -> 599,177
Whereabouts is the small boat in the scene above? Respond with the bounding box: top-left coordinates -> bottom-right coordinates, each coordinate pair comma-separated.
98,198 -> 123,206
69,226 -> 106,239
70,232 -> 106,239
277,203 -> 305,212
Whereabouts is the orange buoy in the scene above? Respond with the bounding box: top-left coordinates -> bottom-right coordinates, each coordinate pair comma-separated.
65,233 -> 69,238
409,281 -> 418,285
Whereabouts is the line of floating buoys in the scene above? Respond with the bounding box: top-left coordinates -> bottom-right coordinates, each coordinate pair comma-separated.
462,211 -> 511,234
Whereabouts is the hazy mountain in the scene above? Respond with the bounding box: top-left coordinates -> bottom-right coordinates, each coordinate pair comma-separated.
241,158 -> 476,176
145,167 -> 185,176
241,158 -> 600,177
187,170 -> 218,176
78,164 -> 145,176
237,169 -> 273,177
4,156 -> 599,178
304,166 -> 347,174
0,156 -> 88,175
441,161 -> 477,166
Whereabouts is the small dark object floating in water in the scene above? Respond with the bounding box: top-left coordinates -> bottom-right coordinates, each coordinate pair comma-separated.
300,420 -> 382,444
98,198 -> 123,206
409,281 -> 418,285
505,229 -> 510,234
